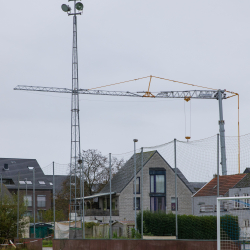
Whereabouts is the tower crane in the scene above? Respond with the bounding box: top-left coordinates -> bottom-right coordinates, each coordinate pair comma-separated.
14,85 -> 227,175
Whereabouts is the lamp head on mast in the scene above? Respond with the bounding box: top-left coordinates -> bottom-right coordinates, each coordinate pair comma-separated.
61,0 -> 83,15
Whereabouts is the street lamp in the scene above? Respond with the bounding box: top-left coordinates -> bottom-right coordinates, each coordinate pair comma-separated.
133,139 -> 138,231
27,166 -> 35,238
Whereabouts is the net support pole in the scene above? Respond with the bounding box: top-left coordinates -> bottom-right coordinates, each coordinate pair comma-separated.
174,138 -> 178,239
1,174 -> 2,205
217,134 -> 219,197
217,198 -> 220,250
141,147 -> 143,239
33,168 -> 35,238
109,153 -> 112,239
133,139 -> 138,231
81,157 -> 85,239
217,90 -> 227,175
53,162 -> 56,239
17,172 -> 20,239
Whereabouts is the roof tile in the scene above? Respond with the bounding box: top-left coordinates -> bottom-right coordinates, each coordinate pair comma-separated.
193,174 -> 247,197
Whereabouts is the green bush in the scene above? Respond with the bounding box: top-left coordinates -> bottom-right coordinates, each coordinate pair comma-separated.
136,211 -> 240,240
84,222 -> 99,228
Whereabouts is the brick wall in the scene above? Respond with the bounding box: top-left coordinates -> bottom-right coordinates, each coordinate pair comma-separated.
53,239 -> 217,250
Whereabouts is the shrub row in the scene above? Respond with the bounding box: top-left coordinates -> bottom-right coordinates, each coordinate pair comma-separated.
136,211 -> 239,240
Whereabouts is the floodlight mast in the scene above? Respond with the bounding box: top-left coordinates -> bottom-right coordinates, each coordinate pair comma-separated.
61,0 -> 83,236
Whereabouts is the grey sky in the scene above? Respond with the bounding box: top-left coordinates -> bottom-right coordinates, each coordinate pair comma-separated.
1,0 -> 250,170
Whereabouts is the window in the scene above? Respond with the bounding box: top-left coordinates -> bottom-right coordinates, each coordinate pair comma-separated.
133,197 -> 140,210
133,177 -> 140,194
26,181 -> 32,185
23,195 -> 32,207
244,193 -> 249,208
37,210 -> 46,221
19,181 -> 26,185
150,175 -> 165,193
171,197 -> 178,211
149,169 -> 166,212
2,179 -> 14,185
150,197 -> 165,212
37,195 -> 46,207
24,211 -> 32,217
49,182 -> 53,186
38,181 -> 45,185
245,220 -> 250,227
234,194 -> 240,208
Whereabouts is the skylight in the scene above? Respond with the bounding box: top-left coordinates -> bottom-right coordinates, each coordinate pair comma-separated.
39,181 -> 46,185
19,181 -> 26,184
49,182 -> 53,186
26,181 -> 32,184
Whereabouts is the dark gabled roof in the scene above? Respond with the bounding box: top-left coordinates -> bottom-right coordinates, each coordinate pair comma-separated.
244,168 -> 250,174
46,175 -> 67,193
174,168 -> 196,193
190,182 -> 206,191
193,174 -> 247,197
0,183 -> 12,199
99,151 -> 156,194
233,173 -> 250,188
0,158 -> 53,190
99,150 -> 196,194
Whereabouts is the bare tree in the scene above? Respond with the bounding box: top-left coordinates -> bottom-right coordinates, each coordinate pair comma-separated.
81,149 -> 124,196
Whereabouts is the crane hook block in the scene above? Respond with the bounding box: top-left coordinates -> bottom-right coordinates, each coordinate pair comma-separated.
184,97 -> 191,102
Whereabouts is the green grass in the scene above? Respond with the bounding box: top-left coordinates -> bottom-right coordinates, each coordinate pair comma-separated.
42,239 -> 53,247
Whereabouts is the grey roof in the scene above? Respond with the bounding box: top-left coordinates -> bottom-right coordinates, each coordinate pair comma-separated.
46,175 -> 67,193
0,158 -> 53,190
174,168 -> 196,193
190,182 -> 207,191
99,150 -> 196,194
233,173 -> 250,188
0,183 -> 12,199
244,168 -> 250,174
100,151 -> 156,194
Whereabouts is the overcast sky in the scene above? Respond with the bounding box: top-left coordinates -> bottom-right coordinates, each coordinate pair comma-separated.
1,0 -> 250,170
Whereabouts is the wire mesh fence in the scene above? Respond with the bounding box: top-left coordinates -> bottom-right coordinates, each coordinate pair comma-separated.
35,133 -> 250,241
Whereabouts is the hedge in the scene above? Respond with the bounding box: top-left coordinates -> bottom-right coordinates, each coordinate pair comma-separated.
136,211 -> 239,240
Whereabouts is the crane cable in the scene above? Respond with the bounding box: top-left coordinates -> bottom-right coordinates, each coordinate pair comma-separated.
88,75 -> 240,172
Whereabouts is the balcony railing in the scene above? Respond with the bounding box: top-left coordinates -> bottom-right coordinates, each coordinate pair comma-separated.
85,209 -> 119,216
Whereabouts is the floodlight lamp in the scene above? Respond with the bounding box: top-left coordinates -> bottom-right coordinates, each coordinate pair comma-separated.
61,4 -> 71,12
75,2 -> 84,11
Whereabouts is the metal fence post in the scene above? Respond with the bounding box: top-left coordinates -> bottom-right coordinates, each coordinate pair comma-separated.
141,147 -> 143,239
174,139 -> 178,239
1,174 -> 2,205
17,172 -> 20,239
109,153 -> 112,239
53,162 -> 56,239
33,168 -> 35,238
133,139 -> 138,231
82,157 -> 85,239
